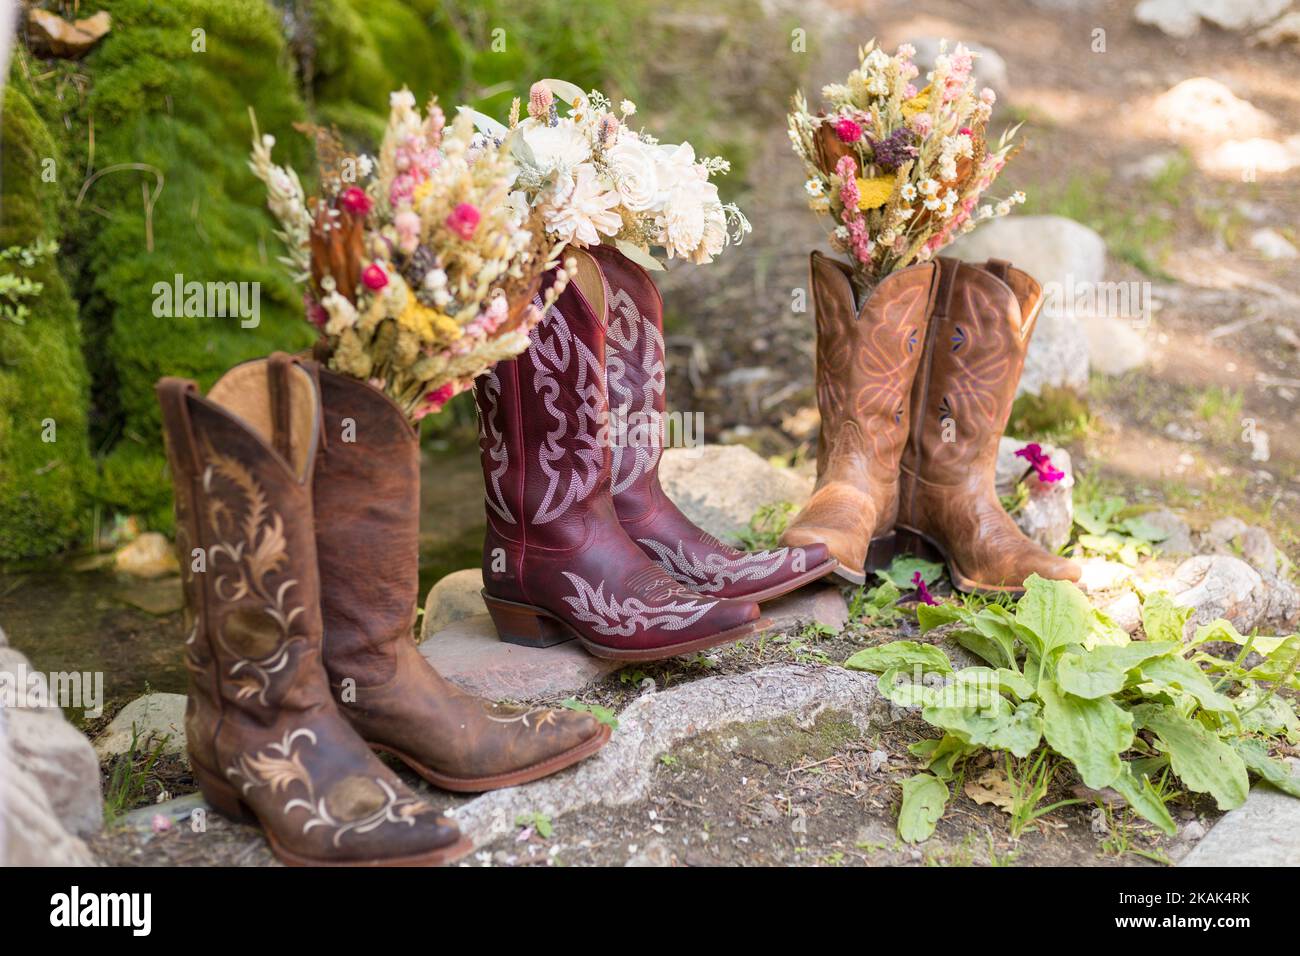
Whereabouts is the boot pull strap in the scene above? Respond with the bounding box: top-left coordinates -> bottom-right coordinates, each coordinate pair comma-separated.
267,352 -> 296,465
934,258 -> 960,319
300,355 -> 329,455
155,377 -> 202,476
985,258 -> 1011,282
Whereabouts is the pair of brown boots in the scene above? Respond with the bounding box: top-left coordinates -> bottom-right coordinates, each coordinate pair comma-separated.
781,253 -> 1081,592
157,355 -> 609,866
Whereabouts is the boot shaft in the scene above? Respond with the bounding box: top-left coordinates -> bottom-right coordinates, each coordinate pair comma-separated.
902,257 -> 1042,485
474,253 -> 613,550
156,356 -> 332,731
810,252 -> 938,478
311,366 -> 422,685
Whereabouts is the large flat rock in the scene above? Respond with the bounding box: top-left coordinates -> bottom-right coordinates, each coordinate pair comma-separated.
1180,762 -> 1300,866
420,614 -> 622,700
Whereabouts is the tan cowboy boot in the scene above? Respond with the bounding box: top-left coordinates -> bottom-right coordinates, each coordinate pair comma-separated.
157,355 -> 469,865
897,257 -> 1081,593
305,360 -> 612,792
780,251 -> 939,584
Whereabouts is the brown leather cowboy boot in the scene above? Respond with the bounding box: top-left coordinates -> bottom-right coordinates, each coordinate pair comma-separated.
307,361 -> 611,792
780,251 -> 940,584
156,355 -> 469,866
897,257 -> 1081,593
474,250 -> 764,661
589,245 -> 837,602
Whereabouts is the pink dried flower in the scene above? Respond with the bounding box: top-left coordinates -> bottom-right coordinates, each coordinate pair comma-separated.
912,571 -> 939,606
339,187 -> 372,216
910,112 -> 933,138
304,292 -> 328,329
959,127 -> 973,136
394,210 -> 421,255
528,82 -> 553,120
1015,442 -> 1065,483
835,155 -> 859,207
834,117 -> 863,143
151,814 -> 172,834
361,263 -> 389,290
413,383 -> 457,421
445,202 -> 481,240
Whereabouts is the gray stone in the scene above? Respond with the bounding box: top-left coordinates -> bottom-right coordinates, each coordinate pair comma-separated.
114,576 -> 184,616
1254,11 -> 1300,48
1098,590 -> 1142,632
93,692 -> 188,761
1137,0 -> 1292,37
1077,558 -> 1136,593
421,568 -> 487,640
1238,526 -> 1280,575
1135,0 -> 1204,37
1144,509 -> 1194,556
908,38 -> 1008,93
6,707 -> 103,837
0,736 -> 95,866
447,664 -> 890,849
1079,313 -> 1149,376
1181,761 -> 1300,866
419,614 -> 622,700
1152,78 -> 1275,144
1167,554 -> 1267,635
1249,228 -> 1298,260
762,583 -> 850,634
658,445 -> 813,543
1204,516 -> 1249,549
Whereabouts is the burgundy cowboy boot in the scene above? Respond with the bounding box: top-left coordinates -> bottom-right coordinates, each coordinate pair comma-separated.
780,252 -> 939,584
157,355 -> 469,866
304,361 -> 611,793
588,244 -> 837,601
474,250 -> 764,662
897,258 -> 1081,593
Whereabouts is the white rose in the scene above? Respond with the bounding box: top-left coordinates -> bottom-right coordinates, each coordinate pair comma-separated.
605,133 -> 660,213
658,177 -> 715,260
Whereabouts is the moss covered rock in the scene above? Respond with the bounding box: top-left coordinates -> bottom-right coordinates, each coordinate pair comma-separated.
0,83 -> 94,561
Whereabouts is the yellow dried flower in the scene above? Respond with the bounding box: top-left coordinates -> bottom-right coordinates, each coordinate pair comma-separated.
902,85 -> 932,118
398,295 -> 462,350
856,175 -> 896,210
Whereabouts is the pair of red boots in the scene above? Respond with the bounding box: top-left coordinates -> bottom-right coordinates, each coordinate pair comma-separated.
473,247 -> 837,662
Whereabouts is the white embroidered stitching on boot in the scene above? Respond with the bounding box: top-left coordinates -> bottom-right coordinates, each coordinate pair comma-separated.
637,538 -> 792,592
560,571 -> 717,637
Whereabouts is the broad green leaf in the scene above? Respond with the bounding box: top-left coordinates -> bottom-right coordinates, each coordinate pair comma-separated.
910,734 -> 973,780
877,667 -> 932,708
917,602 -> 965,633
1231,739 -> 1300,799
1078,533 -> 1123,556
898,773 -> 949,843
1244,635 -> 1300,688
1189,618 -> 1247,648
1141,706 -> 1249,811
1016,574 -> 1093,657
1139,655 -> 1237,717
1057,642 -> 1179,699
922,688 -> 1042,758
1235,688 -> 1300,743
1141,591 -> 1193,644
844,641 -> 952,675
1120,515 -> 1169,544
1085,608 -> 1132,649
1110,764 -> 1177,836
1074,496 -> 1125,535
1039,678 -> 1133,789
875,556 -> 944,589
986,701 -> 1044,758
954,628 -> 1014,670
996,668 -> 1035,700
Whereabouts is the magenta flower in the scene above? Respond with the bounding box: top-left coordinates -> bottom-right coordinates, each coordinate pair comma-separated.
912,571 -> 939,606
413,383 -> 457,421
339,187 -> 373,216
1015,442 -> 1065,483
445,202 -> 481,240
834,117 -> 863,143
361,263 -> 389,291
304,291 -> 328,329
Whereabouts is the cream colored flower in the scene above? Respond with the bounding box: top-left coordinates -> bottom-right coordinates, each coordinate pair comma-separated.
544,162 -> 622,246
520,120 -> 591,176
605,133 -> 660,212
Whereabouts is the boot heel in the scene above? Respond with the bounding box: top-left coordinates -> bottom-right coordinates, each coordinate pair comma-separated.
864,532 -> 898,573
191,762 -> 258,825
481,591 -> 575,648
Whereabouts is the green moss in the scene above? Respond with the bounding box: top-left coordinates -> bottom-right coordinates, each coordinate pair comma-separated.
1007,386 -> 1093,445
0,84 -> 94,561
62,0 -> 316,522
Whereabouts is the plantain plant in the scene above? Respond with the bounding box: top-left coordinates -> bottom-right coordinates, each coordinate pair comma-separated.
845,575 -> 1300,843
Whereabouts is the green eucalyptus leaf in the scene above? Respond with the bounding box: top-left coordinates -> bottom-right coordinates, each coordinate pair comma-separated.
1056,642 -> 1179,699
1110,764 -> 1178,836
1015,574 -> 1093,657
1039,678 -> 1133,789
898,773 -> 949,843
844,641 -> 953,675
1141,591 -> 1193,644
1142,706 -> 1249,811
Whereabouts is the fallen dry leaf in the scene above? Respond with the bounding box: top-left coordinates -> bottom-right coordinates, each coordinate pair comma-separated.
27,9 -> 112,59
964,768 -> 1016,813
